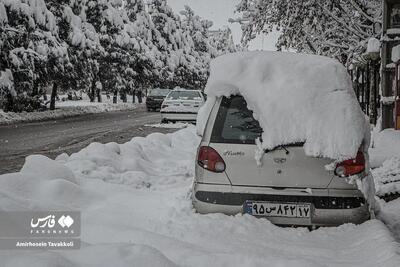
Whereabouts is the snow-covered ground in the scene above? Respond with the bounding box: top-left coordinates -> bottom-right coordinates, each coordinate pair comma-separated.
0,126 -> 399,266
0,95 -> 142,125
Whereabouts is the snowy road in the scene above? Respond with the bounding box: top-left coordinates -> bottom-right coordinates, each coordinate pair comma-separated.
0,106 -> 175,174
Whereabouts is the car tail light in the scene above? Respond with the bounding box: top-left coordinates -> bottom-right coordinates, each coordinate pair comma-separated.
197,146 -> 226,173
334,151 -> 365,177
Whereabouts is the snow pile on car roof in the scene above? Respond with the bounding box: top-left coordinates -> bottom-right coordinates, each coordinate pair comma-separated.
201,51 -> 369,160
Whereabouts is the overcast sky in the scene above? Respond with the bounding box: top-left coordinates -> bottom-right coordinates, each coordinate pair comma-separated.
167,0 -> 279,51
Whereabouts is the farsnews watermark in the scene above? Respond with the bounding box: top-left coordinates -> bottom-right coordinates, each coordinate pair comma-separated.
0,211 -> 80,249
30,214 -> 75,235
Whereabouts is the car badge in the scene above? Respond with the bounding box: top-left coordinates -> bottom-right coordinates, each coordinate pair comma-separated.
223,151 -> 245,156
273,158 -> 286,164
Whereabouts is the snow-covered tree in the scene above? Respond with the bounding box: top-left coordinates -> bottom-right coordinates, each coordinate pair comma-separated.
234,0 -> 381,65
0,0 -> 238,112
0,0 -> 69,111
208,26 -> 237,57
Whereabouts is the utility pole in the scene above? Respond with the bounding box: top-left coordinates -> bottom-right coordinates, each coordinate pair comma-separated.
381,0 -> 400,129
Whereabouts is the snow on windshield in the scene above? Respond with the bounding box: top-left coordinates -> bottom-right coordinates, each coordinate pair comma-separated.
198,51 -> 369,160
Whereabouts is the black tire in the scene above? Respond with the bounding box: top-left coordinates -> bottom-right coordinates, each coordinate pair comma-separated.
161,118 -> 169,124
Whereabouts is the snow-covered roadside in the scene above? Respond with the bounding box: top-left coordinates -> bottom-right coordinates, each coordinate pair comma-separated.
369,129 -> 400,198
0,126 -> 399,266
144,122 -> 191,129
369,129 -> 400,241
0,96 -> 141,125
370,129 -> 400,169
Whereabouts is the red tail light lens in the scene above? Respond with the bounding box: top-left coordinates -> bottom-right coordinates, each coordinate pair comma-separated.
197,146 -> 226,173
334,151 -> 365,177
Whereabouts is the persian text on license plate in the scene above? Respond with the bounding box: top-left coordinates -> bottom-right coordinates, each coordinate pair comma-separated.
244,201 -> 311,218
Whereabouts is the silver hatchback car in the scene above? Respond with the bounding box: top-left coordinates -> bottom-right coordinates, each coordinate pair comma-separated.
192,95 -> 370,227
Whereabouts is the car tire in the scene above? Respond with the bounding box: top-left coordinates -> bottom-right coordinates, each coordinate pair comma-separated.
161,119 -> 169,124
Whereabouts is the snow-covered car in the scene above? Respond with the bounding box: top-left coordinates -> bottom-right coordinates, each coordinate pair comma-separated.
192,51 -> 374,227
146,88 -> 171,111
160,89 -> 206,123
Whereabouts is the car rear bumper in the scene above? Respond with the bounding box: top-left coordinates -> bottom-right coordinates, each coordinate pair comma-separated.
161,112 -> 198,121
192,182 -> 370,227
146,101 -> 163,109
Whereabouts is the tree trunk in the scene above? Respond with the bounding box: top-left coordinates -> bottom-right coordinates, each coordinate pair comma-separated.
32,80 -> 39,97
97,88 -> 102,102
90,80 -> 96,102
4,92 -> 14,112
42,89 -> 48,101
138,90 -> 143,103
122,92 -> 127,103
50,83 -> 58,110
113,90 -> 118,104
132,90 -> 136,103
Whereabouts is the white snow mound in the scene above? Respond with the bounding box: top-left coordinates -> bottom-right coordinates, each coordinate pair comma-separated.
201,51 -> 369,160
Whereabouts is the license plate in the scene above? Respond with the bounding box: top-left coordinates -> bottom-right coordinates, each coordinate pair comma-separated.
243,201 -> 311,218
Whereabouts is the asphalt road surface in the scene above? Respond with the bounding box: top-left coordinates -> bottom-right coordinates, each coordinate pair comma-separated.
0,106 -> 177,174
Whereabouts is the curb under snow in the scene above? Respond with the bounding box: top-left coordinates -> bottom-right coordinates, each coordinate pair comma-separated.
0,103 -> 140,125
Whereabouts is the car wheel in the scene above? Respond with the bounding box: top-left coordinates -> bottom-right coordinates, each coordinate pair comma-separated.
161,119 -> 168,124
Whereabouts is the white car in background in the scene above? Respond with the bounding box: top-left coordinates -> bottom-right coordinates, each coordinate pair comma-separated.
160,88 -> 206,123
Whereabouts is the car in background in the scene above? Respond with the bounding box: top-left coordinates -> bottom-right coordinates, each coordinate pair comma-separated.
146,88 -> 171,111
192,95 -> 370,227
160,88 -> 206,123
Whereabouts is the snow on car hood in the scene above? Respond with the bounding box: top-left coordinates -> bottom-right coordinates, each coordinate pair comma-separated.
197,51 -> 369,160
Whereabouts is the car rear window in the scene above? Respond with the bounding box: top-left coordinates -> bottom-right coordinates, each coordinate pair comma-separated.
167,91 -> 201,100
211,95 -> 263,144
149,89 -> 170,97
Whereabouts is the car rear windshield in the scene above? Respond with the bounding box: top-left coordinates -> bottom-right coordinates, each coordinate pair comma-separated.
149,89 -> 170,97
211,95 -> 263,144
167,91 -> 201,100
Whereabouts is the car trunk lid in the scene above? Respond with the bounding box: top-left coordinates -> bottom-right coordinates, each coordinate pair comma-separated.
210,143 -> 334,188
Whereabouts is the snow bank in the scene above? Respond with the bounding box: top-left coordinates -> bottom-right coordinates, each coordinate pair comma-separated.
0,127 -> 399,265
370,129 -> 400,168
0,99 -> 139,125
369,129 -> 400,197
57,125 -> 199,190
378,198 -> 400,241
200,52 -> 369,160
373,157 -> 400,197
0,155 -> 94,211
